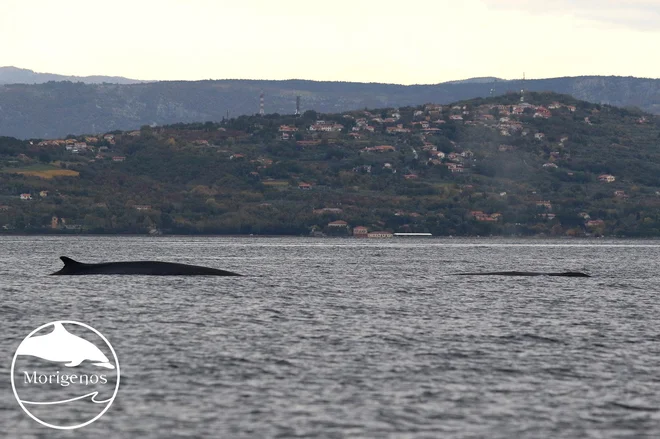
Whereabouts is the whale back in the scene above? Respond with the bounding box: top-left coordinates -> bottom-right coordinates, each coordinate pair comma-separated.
51,256 -> 242,276
456,271 -> 591,277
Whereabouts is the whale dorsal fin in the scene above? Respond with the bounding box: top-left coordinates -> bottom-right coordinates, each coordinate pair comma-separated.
60,256 -> 81,266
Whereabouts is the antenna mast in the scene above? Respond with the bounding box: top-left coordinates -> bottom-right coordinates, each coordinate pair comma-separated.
259,92 -> 265,116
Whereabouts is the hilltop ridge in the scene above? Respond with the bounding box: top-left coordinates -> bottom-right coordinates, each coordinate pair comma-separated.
0,66 -> 146,85
1,74 -> 660,139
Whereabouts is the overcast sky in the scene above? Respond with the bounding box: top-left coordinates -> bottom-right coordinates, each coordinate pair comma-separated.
2,0 -> 658,84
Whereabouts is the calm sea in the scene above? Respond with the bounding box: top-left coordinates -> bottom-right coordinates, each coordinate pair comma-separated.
0,236 -> 658,438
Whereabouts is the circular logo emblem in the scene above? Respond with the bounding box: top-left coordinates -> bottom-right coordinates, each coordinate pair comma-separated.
11,321 -> 120,430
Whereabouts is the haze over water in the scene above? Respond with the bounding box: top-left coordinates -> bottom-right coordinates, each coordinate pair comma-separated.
0,236 -> 658,438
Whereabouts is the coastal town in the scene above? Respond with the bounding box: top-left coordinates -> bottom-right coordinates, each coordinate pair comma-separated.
1,92 -> 658,236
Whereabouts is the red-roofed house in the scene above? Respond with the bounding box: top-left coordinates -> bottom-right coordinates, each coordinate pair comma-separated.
385,124 -> 411,134
586,219 -> 605,227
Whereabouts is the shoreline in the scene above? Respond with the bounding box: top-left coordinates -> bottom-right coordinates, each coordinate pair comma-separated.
1,233 -> 660,240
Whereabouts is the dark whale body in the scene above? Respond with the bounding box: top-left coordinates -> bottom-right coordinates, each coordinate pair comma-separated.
457,271 -> 590,277
51,256 -> 242,276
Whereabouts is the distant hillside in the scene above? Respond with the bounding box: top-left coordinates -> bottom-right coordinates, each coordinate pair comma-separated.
1,75 -> 660,138
444,77 -> 502,84
1,92 -> 660,236
0,66 -> 145,85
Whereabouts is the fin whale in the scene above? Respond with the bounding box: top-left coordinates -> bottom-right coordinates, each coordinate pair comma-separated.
52,256 -> 242,276
456,271 -> 590,277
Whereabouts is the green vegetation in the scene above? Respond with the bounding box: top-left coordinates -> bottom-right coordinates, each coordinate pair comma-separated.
1,92 -> 660,237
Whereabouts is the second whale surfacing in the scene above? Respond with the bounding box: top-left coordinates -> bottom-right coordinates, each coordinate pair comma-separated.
457,271 -> 590,277
52,256 -> 242,276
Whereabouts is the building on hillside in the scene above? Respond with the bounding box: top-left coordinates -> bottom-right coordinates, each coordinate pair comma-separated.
598,174 -> 616,183
362,145 -> 395,153
309,122 -> 343,132
447,163 -> 464,173
368,231 -> 393,238
586,219 -> 605,227
385,124 -> 411,134
470,211 -> 501,222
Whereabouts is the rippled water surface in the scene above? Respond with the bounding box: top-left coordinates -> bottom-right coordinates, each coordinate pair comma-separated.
1,236 -> 659,438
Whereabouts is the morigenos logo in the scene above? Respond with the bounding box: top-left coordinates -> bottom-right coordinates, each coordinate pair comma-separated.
11,321 -> 120,429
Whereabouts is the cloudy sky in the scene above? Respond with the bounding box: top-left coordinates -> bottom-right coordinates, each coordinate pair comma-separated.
2,0 -> 658,84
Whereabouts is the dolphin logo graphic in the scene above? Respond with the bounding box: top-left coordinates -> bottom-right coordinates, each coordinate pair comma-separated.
16,322 -> 115,369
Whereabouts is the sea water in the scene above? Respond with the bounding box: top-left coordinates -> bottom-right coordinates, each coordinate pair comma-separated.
0,236 -> 658,438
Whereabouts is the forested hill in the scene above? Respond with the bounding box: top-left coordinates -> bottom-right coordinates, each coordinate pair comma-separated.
0,66 -> 144,85
1,92 -> 660,237
1,76 -> 660,139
